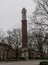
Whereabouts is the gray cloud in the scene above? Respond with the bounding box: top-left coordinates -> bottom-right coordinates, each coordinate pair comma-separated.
0,0 -> 36,32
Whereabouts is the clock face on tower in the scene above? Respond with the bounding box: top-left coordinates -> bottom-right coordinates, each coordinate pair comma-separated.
22,8 -> 27,20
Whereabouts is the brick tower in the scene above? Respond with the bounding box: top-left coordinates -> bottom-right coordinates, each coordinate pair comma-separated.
21,8 -> 28,58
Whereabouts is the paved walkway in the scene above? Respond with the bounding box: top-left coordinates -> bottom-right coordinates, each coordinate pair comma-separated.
0,60 -> 47,65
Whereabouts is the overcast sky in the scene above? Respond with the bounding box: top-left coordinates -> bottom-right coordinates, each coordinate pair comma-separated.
0,0 -> 36,32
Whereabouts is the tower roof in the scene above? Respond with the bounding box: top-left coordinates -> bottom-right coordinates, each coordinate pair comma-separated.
22,8 -> 27,13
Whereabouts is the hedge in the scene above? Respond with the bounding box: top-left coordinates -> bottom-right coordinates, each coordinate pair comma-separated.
40,61 -> 48,65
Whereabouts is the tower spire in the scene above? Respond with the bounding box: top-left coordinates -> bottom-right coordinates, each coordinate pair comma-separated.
22,8 -> 27,20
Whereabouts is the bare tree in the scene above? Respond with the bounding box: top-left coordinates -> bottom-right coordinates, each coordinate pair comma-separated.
6,29 -> 22,60
27,27 -> 45,59
32,0 -> 48,27
0,30 -> 5,43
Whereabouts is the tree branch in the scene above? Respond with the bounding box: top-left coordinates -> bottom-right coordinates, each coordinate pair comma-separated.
39,0 -> 48,14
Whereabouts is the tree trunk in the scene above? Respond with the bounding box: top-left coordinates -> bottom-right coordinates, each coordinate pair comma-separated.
6,47 -> 9,59
16,48 -> 18,60
28,49 -> 32,59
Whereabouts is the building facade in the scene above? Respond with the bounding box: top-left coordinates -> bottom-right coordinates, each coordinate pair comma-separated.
0,43 -> 16,60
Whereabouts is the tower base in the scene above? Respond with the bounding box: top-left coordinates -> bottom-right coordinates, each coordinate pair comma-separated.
21,47 -> 28,59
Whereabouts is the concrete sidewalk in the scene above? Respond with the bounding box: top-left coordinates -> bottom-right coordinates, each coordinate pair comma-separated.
0,60 -> 47,65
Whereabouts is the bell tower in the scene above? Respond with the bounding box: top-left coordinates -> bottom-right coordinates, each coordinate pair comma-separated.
22,8 -> 27,48
21,8 -> 28,58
